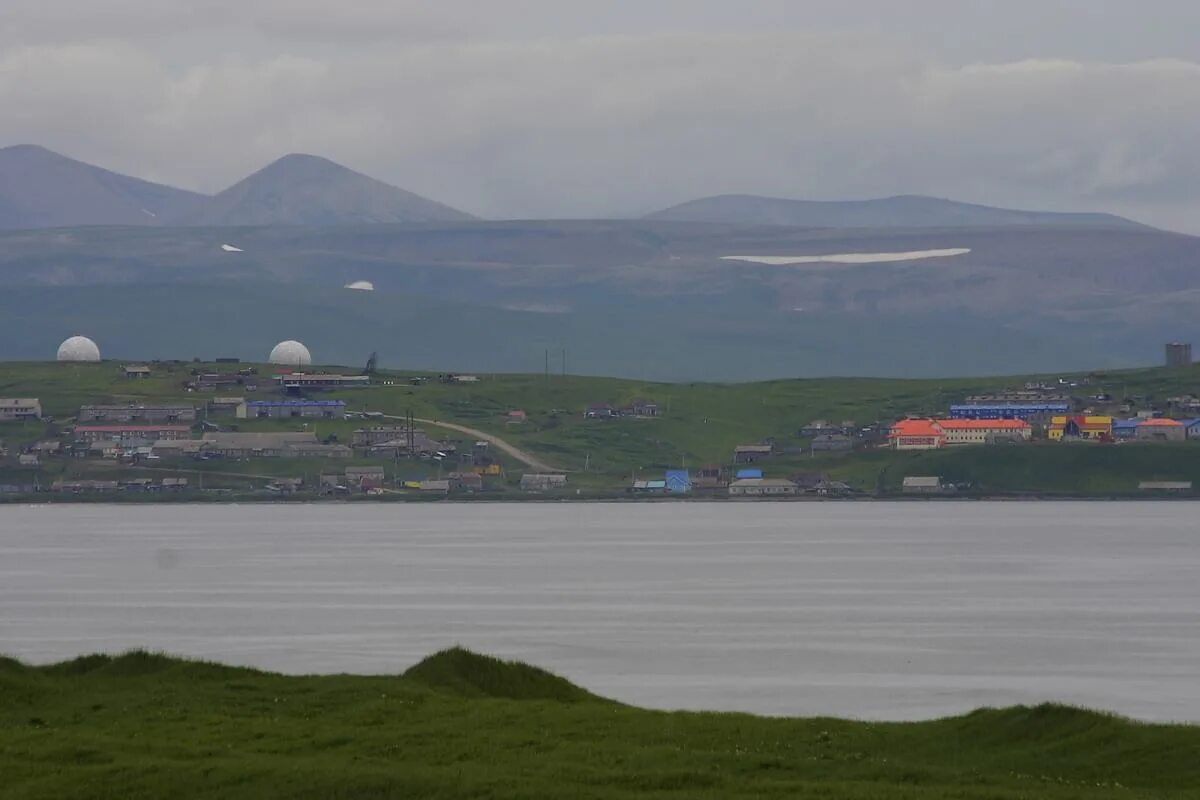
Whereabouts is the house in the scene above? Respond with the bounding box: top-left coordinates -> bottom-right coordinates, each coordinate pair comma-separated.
520,473 -> 568,490
902,476 -> 948,494
810,479 -> 853,496
1112,419 -> 1141,440
733,444 -> 774,463
32,440 -> 61,456
419,480 -> 451,493
0,398 -> 42,421
207,397 -> 245,416
1047,415 -> 1113,441
274,373 -> 371,391
352,427 -> 450,457
811,433 -> 854,452
789,471 -> 825,491
628,399 -> 660,418
631,479 -> 668,494
447,472 -> 484,492
937,419 -> 1032,445
1138,481 -> 1193,492
728,478 -> 798,496
691,465 -> 726,489
190,372 -> 244,392
123,365 -> 152,379
345,466 -> 386,489
889,419 -> 945,450
506,410 -> 528,423
265,478 -> 303,494
448,375 -> 480,384
286,442 -> 353,459
79,404 -> 197,423
150,439 -> 206,458
18,453 -> 39,467
735,468 -> 763,480
74,425 -> 191,443
665,469 -> 692,494
237,400 -> 346,419
161,478 -> 190,491
585,403 -> 616,419
1134,418 -> 1187,442
200,431 -> 319,458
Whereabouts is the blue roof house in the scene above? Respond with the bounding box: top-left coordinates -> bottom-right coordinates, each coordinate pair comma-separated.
665,469 -> 692,494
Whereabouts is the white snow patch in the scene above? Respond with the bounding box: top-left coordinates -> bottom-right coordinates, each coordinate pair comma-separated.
721,248 -> 971,265
344,280 -> 375,291
221,244 -> 244,253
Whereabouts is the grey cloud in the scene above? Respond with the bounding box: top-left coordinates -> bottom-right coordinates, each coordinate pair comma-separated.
2,10 -> 1199,231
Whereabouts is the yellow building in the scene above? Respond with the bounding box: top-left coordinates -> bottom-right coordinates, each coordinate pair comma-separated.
1047,415 -> 1113,441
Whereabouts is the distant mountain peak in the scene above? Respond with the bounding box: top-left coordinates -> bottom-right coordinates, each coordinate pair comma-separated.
645,193 -> 1148,230
177,153 -> 476,226
0,144 -> 206,230
0,145 -> 476,229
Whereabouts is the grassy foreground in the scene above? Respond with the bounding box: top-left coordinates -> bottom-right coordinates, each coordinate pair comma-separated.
2,649 -> 1198,799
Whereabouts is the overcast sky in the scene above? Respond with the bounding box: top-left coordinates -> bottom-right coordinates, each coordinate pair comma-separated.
3,1 -> 1200,230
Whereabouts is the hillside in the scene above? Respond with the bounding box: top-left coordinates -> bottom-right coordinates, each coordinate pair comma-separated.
174,153 -> 476,226
0,221 -> 1197,379
1,649 -> 1198,799
0,145 -> 205,229
647,193 -> 1146,229
5,359 -> 1200,497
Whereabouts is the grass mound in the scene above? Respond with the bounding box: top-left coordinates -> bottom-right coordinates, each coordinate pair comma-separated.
4,650 -> 1200,798
402,647 -> 605,703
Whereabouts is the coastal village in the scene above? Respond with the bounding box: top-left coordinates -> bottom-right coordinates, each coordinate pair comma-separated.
3,338 -> 1200,499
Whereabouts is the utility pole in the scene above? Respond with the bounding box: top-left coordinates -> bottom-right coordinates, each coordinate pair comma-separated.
544,349 -> 550,386
561,349 -> 566,378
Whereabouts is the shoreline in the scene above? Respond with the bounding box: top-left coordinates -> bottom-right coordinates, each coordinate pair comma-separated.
3,492 -> 1198,505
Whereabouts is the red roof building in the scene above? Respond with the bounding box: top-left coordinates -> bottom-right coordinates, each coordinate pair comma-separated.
889,419 -> 945,450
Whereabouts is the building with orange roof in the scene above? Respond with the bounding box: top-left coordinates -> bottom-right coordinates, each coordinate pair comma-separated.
889,419 -> 945,450
937,418 -> 1032,445
1134,417 -> 1187,442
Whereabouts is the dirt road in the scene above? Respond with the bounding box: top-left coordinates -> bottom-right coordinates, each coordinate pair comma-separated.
395,416 -> 563,473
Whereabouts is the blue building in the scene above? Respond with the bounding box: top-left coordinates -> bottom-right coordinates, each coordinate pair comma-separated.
238,399 -> 346,419
949,403 -> 1070,421
1112,419 -> 1140,440
665,470 -> 692,494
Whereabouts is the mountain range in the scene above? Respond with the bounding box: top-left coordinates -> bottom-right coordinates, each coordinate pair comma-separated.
646,193 -> 1146,230
0,145 -> 475,229
0,144 -> 1148,231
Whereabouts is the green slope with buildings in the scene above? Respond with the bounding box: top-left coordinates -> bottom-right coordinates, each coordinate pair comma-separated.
5,359 -> 1200,498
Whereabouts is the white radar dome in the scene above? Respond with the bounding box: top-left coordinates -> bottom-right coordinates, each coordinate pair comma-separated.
269,340 -> 312,367
57,335 -> 101,362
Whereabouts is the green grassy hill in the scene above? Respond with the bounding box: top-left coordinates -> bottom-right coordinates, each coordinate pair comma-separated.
5,359 -> 1200,495
2,649 -> 1198,799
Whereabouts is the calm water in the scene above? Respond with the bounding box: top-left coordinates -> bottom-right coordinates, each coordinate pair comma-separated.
1,502 -> 1198,722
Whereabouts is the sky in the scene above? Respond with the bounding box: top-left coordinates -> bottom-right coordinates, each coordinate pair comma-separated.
3,1 -> 1200,231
